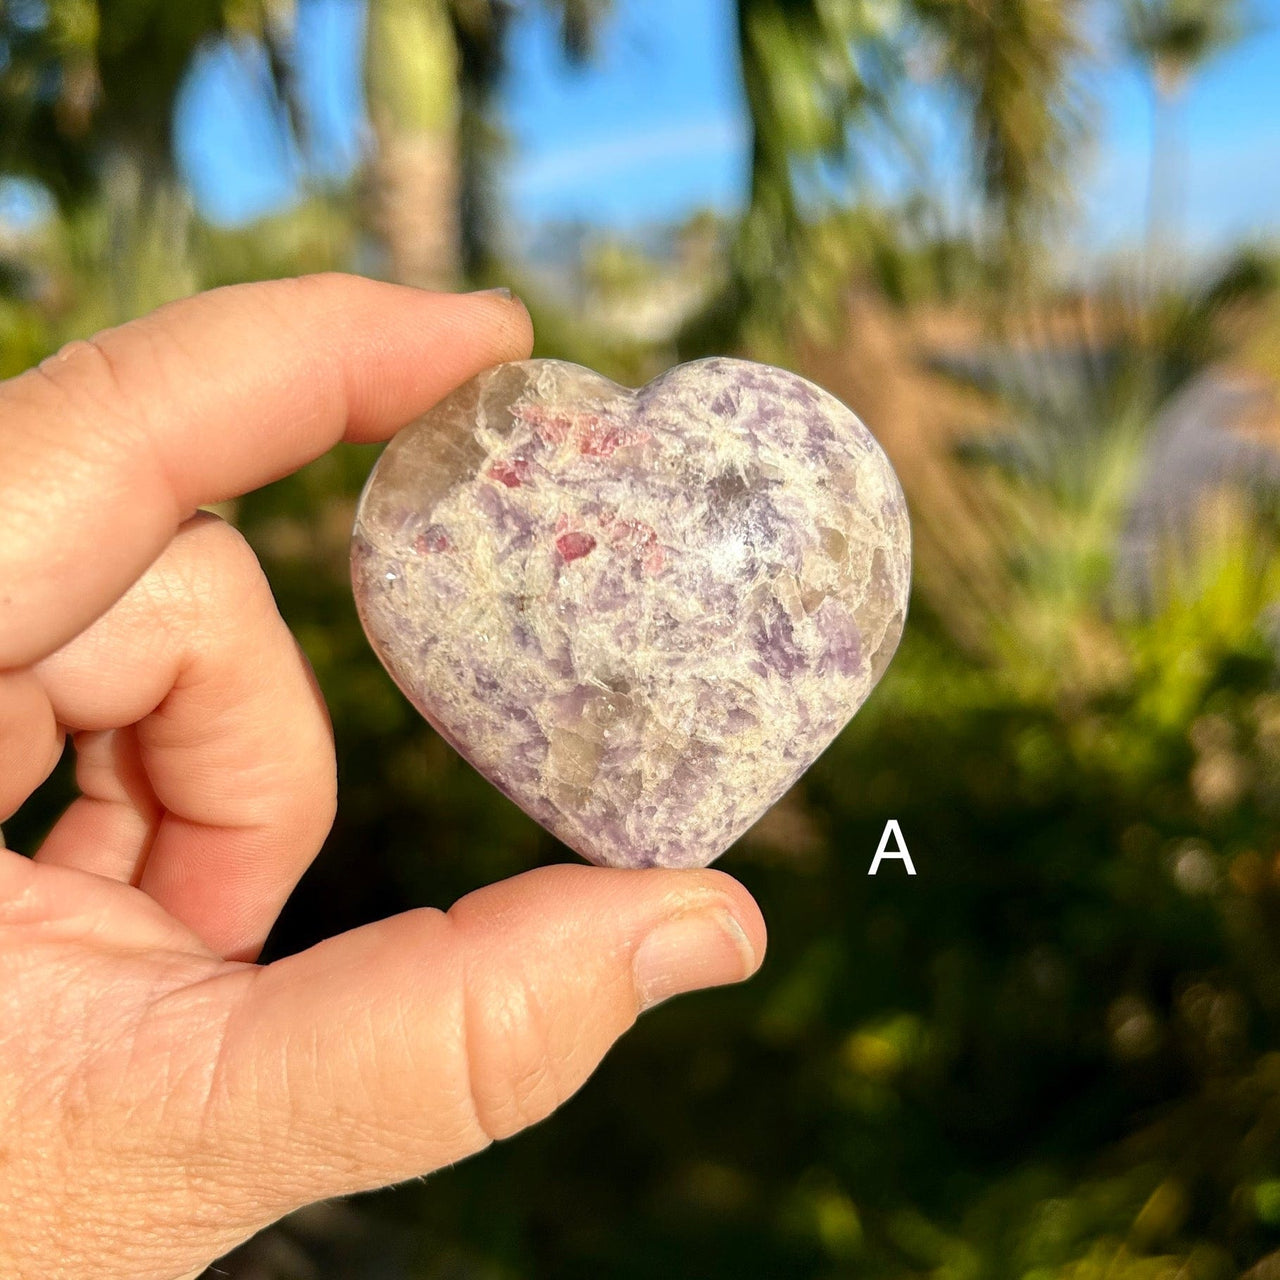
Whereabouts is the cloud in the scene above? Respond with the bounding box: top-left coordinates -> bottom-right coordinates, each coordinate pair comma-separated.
508,116 -> 749,196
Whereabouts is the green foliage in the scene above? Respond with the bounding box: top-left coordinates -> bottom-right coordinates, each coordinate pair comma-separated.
0,0 -> 293,200
914,0 -> 1088,243
681,0 -> 1089,355
1123,0 -> 1248,94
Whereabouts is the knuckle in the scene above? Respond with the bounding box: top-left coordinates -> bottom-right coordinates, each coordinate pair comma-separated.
285,270 -> 351,297
455,944 -> 571,1143
272,753 -> 337,861
35,327 -> 166,437
158,515 -> 270,628
184,515 -> 263,591
260,273 -> 347,329
147,513 -> 337,840
28,324 -> 188,510
0,849 -> 43,926
25,336 -> 147,477
37,334 -> 129,408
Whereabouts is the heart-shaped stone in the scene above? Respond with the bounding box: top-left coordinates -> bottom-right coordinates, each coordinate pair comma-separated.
351,357 -> 911,869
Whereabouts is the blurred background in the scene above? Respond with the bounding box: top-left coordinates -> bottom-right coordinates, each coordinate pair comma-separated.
5,0 -> 1280,1275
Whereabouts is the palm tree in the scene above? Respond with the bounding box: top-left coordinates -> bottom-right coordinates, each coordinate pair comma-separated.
364,0 -> 465,289
682,0 -> 1088,352
733,0 -> 897,301
1,0 -> 610,295
913,0 -> 1087,255
0,0 -> 289,206
0,0 -> 306,333
1122,0 -> 1246,271
7,0 -> 1091,340
363,0 -> 611,289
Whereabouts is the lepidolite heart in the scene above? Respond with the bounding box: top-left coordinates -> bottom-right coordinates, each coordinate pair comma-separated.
351,357 -> 910,869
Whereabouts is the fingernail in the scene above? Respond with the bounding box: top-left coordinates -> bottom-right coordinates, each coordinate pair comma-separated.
633,908 -> 759,1013
469,286 -> 516,302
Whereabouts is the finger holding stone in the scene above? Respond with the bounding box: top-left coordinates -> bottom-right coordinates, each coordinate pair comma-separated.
34,513 -> 335,961
0,274 -> 533,672
202,866 -> 766,1214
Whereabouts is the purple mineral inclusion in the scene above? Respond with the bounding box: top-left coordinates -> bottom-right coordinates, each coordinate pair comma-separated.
351,357 -> 911,869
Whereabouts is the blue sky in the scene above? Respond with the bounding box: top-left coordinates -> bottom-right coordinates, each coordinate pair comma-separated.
173,0 -> 1280,257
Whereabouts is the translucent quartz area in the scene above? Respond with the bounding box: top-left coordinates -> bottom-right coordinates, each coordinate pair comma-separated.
351,358 -> 911,869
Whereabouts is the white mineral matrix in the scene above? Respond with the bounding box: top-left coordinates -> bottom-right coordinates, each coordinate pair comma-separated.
351,357 -> 911,869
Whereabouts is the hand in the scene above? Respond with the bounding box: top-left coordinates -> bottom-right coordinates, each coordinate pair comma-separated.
0,275 -> 766,1280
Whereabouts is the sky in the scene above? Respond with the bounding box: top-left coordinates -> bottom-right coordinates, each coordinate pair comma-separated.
172,0 -> 1280,259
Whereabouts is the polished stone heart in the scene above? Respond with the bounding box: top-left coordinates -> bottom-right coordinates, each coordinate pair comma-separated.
351,357 -> 911,869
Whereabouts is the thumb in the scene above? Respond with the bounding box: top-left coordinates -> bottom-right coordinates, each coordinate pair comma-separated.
207,865 -> 764,1213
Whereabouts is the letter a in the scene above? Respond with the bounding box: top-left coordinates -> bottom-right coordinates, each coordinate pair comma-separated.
869,820 -> 916,876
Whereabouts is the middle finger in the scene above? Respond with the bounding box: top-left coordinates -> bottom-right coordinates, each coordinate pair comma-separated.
34,512 -> 336,961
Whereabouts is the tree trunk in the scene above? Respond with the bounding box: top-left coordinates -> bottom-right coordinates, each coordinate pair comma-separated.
1145,63 -> 1189,290
364,0 -> 462,289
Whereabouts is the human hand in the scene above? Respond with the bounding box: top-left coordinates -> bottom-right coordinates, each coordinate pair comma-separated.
0,275 -> 766,1280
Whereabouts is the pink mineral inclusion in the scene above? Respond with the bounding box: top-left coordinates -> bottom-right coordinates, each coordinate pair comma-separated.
607,515 -> 665,574
555,530 -> 597,562
518,403 -> 649,457
413,526 -> 451,554
486,457 -> 532,488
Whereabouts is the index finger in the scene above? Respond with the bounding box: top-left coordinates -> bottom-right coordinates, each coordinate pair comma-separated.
0,274 -> 533,669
